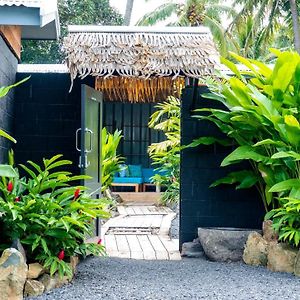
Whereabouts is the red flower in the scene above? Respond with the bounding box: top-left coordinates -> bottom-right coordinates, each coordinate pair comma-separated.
7,181 -> 13,192
15,197 -> 20,202
58,250 -> 65,260
74,188 -> 80,200
97,239 -> 102,245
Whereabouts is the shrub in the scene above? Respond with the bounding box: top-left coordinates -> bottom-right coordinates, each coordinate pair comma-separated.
0,155 -> 111,277
191,49 -> 300,248
148,96 -> 180,206
101,128 -> 124,192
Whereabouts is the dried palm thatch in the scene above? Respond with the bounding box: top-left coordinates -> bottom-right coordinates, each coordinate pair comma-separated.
63,26 -> 219,84
95,77 -> 185,103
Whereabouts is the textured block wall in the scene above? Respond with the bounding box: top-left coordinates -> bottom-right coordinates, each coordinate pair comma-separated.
0,35 -> 17,163
180,86 -> 265,244
14,73 -> 83,175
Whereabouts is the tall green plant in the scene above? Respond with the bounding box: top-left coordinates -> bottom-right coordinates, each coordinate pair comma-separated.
101,128 -> 124,192
191,49 -> 300,247
148,96 -> 181,205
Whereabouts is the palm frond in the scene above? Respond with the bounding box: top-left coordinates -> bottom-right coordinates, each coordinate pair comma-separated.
136,2 -> 179,26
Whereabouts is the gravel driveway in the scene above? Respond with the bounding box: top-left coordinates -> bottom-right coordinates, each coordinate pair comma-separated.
32,256 -> 300,300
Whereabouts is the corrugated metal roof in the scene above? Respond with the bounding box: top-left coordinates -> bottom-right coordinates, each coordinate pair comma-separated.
0,0 -> 60,39
0,0 -> 42,7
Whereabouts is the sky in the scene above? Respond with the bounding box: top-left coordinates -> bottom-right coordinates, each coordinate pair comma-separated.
109,0 -> 183,26
109,0 -> 233,26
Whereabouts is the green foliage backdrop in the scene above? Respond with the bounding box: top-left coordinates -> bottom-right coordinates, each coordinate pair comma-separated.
22,0 -> 123,63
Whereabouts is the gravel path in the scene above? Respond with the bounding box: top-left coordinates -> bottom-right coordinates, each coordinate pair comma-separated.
32,256 -> 300,300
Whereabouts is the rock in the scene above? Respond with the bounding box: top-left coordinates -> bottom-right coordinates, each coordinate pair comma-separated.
24,279 -> 44,297
243,232 -> 268,266
294,251 -> 300,277
0,248 -> 28,300
181,241 -> 204,258
39,273 -> 70,292
27,263 -> 45,279
70,256 -> 79,275
11,239 -> 26,262
198,227 -> 258,262
263,220 -> 278,242
267,242 -> 297,273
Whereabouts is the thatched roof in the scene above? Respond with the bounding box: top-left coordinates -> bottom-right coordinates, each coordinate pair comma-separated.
96,77 -> 184,103
63,26 -> 219,83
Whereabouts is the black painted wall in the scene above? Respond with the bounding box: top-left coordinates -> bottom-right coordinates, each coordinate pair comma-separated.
14,74 -> 164,173
180,86 -> 265,244
14,73 -> 83,175
103,102 -> 164,168
0,36 -> 18,163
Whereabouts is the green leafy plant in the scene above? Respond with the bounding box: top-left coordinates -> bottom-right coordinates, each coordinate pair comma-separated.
101,128 -> 124,192
148,96 -> 181,206
0,78 -> 30,179
0,155 -> 111,277
190,49 -> 300,247
0,77 -> 29,143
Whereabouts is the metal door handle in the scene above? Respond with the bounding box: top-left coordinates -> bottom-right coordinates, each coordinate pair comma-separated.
76,128 -> 81,152
85,128 -> 93,153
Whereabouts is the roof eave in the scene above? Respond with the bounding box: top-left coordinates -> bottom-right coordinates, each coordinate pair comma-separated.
68,25 -> 211,35
0,2 -> 60,40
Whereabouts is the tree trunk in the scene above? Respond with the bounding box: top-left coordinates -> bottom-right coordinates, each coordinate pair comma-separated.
124,0 -> 135,26
289,0 -> 300,53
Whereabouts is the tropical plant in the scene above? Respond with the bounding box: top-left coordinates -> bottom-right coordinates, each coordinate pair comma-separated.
266,197 -> 300,247
0,77 -> 30,143
229,0 -> 300,54
0,155 -> 111,277
136,0 -> 235,56
190,49 -> 300,247
148,96 -> 181,206
101,128 -> 124,192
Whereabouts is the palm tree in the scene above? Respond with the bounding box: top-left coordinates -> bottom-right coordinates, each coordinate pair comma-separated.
288,0 -> 300,52
136,0 -> 235,56
230,0 -> 300,53
124,0 -> 135,26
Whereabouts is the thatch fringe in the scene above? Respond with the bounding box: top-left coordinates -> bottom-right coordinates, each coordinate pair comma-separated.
63,28 -> 219,82
95,77 -> 184,103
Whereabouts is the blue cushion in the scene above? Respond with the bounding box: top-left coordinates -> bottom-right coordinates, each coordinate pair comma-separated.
128,165 -> 142,177
113,177 -> 143,184
119,164 -> 129,177
142,168 -> 155,183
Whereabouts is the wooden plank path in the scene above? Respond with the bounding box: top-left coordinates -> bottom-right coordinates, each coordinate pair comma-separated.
101,205 -> 180,260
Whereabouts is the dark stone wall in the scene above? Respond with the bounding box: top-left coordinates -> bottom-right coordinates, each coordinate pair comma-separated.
103,101 -> 165,168
14,73 -> 84,175
0,35 -> 18,163
180,86 -> 265,244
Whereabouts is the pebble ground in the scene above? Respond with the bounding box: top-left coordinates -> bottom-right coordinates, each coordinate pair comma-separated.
32,256 -> 300,300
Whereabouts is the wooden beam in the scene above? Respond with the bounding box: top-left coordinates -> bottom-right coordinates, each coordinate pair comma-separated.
0,25 -> 21,59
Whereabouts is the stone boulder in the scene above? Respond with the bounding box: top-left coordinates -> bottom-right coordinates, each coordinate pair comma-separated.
198,227 -> 258,262
11,240 -> 26,263
39,273 -> 70,292
27,263 -> 45,279
181,241 -> 204,258
24,279 -> 44,297
0,248 -> 28,300
267,243 -> 297,273
243,232 -> 268,266
70,256 -> 79,275
262,220 -> 278,242
294,251 -> 300,277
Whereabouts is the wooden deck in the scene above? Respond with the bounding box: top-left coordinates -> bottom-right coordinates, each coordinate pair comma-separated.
100,205 -> 180,260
